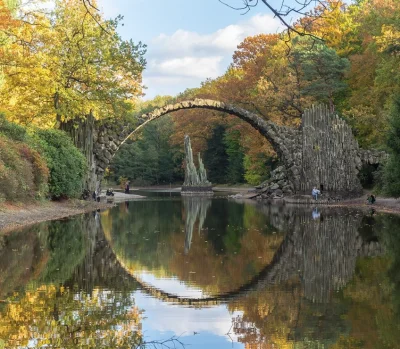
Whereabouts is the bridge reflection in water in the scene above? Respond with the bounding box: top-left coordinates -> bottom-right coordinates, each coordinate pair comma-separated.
71,203 -> 383,307
0,198 -> 396,349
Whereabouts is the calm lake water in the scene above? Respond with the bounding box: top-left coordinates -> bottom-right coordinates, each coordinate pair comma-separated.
1,196 -> 400,348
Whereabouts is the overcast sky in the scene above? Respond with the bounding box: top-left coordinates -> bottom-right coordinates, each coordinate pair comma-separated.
97,0 -> 283,99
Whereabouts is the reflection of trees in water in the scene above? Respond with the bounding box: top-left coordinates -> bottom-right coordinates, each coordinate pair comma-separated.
228,206 -> 399,349
0,213 -> 143,349
40,217 -> 89,284
101,202 -> 385,302
103,200 -> 183,272
102,198 -> 283,294
230,280 -> 349,348
0,284 -> 142,349
2,205 -> 400,348
0,215 -> 91,298
182,197 -> 211,254
0,224 -> 47,298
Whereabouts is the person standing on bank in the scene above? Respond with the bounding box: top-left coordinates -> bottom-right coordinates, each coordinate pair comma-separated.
125,181 -> 130,194
312,187 -> 321,201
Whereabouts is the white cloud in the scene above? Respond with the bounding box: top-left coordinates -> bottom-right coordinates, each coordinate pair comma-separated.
143,13 -> 282,99
149,56 -> 224,79
150,14 -> 281,58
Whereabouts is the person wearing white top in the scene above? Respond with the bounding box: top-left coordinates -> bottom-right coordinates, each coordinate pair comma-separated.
312,187 -> 321,200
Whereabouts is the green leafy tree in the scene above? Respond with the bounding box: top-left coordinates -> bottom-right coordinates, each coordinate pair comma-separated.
203,125 -> 229,184
110,116 -> 183,185
224,129 -> 245,184
383,96 -> 400,196
244,153 -> 277,185
291,38 -> 350,111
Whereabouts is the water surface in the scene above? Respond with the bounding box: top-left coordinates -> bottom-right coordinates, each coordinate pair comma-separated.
0,197 -> 399,348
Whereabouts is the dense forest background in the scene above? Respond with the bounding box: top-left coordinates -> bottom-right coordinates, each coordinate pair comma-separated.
1,0 -> 400,193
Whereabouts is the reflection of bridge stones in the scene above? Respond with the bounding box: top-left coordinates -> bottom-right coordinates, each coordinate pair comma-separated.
248,204 -> 385,302
61,100 -> 387,197
66,213 -> 140,293
68,207 -> 384,306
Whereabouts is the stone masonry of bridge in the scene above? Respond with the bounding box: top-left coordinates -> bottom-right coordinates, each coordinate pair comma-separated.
62,99 -> 387,197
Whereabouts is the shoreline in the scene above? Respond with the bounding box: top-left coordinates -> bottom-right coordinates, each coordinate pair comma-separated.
0,191 -> 145,234
330,197 -> 400,215
1,191 -> 399,235
0,200 -> 113,234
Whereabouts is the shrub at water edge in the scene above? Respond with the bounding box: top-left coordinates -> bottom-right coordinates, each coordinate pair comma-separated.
33,129 -> 87,199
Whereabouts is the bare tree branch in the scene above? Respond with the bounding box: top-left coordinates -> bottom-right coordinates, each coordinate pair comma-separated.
135,335 -> 186,349
219,0 -> 340,41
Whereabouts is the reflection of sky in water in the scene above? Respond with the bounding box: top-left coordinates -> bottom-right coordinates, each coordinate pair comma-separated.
135,271 -> 208,298
134,290 -> 244,349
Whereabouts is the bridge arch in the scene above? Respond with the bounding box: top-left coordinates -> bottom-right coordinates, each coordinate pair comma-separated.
92,98 -> 298,192
121,99 -> 289,153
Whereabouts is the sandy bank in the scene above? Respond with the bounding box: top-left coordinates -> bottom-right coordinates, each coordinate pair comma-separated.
0,192 -> 145,234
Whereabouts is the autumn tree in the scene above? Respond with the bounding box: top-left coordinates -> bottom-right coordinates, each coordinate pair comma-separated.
341,0 -> 400,147
0,285 -> 142,348
0,0 -> 18,39
0,0 -> 146,126
0,0 -> 18,88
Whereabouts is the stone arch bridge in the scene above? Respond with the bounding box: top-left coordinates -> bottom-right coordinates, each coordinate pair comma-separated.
61,99 -> 387,197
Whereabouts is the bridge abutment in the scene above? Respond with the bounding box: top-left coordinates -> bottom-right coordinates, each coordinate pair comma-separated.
255,105 -> 388,198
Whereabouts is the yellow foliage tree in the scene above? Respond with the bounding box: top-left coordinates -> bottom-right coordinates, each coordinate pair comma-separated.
0,0 -> 146,126
0,285 -> 142,348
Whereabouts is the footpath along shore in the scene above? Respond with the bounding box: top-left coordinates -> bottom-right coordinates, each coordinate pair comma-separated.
0,191 -> 145,233
1,189 -> 400,234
